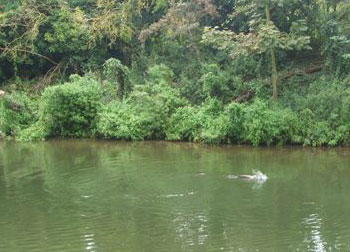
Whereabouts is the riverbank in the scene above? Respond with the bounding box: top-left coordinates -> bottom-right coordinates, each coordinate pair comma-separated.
1,0 -> 349,147
1,73 -> 350,147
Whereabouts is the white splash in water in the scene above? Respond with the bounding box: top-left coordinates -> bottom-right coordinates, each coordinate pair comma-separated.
252,170 -> 268,183
227,170 -> 268,184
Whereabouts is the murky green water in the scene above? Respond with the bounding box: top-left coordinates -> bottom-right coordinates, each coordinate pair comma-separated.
0,140 -> 350,251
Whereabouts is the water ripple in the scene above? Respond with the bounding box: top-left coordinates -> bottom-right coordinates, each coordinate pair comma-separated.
1,141 -> 350,251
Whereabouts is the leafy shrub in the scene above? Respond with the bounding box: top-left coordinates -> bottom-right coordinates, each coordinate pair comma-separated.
295,108 -> 350,147
230,56 -> 269,80
224,102 -> 246,143
103,58 -> 130,100
330,125 -> 350,146
97,101 -> 158,140
101,92 -> 170,140
147,64 -> 174,85
166,106 -> 201,141
167,98 -> 229,144
324,36 -> 350,76
197,99 -> 228,144
98,73 -> 186,140
39,75 -> 102,138
18,121 -> 49,141
290,77 -> 350,125
178,73 -> 205,105
200,113 -> 228,144
243,99 -> 302,146
278,109 -> 303,145
243,100 -> 278,146
0,92 -> 38,137
282,77 -> 350,146
168,99 -> 304,145
199,64 -> 244,103
299,79 -> 345,121
303,120 -> 333,147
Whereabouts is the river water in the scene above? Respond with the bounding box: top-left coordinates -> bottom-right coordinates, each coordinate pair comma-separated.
0,140 -> 350,251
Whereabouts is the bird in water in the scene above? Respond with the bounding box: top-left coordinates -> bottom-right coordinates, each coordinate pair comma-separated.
227,170 -> 268,183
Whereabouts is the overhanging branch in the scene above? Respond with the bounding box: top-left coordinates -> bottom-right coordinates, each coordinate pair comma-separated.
0,47 -> 58,65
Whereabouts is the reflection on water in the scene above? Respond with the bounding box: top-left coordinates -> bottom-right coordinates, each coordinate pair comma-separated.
82,230 -> 97,252
303,213 -> 326,252
0,140 -> 350,251
173,211 -> 209,249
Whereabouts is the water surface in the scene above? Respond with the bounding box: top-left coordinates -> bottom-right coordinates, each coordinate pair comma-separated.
1,140 -> 350,251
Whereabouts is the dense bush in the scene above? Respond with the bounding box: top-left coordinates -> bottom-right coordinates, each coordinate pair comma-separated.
292,78 -> 350,124
3,71 -> 350,147
98,66 -> 186,140
242,100 -> 301,146
166,98 -> 345,146
167,98 -> 228,144
103,58 -> 130,100
0,92 -> 38,138
200,64 -> 244,103
297,108 -> 350,147
324,36 -> 350,76
97,91 -> 171,140
224,102 -> 246,143
97,101 -> 158,140
166,106 -> 201,141
35,76 -> 102,138
196,99 -> 228,144
229,56 -> 269,80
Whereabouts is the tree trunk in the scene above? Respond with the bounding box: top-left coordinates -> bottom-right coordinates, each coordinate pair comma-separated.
117,74 -> 124,100
270,48 -> 279,101
265,5 -> 279,101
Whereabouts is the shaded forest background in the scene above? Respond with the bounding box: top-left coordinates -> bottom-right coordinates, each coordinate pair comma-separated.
0,0 -> 350,146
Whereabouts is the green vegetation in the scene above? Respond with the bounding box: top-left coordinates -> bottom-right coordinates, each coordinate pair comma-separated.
1,0 -> 350,146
